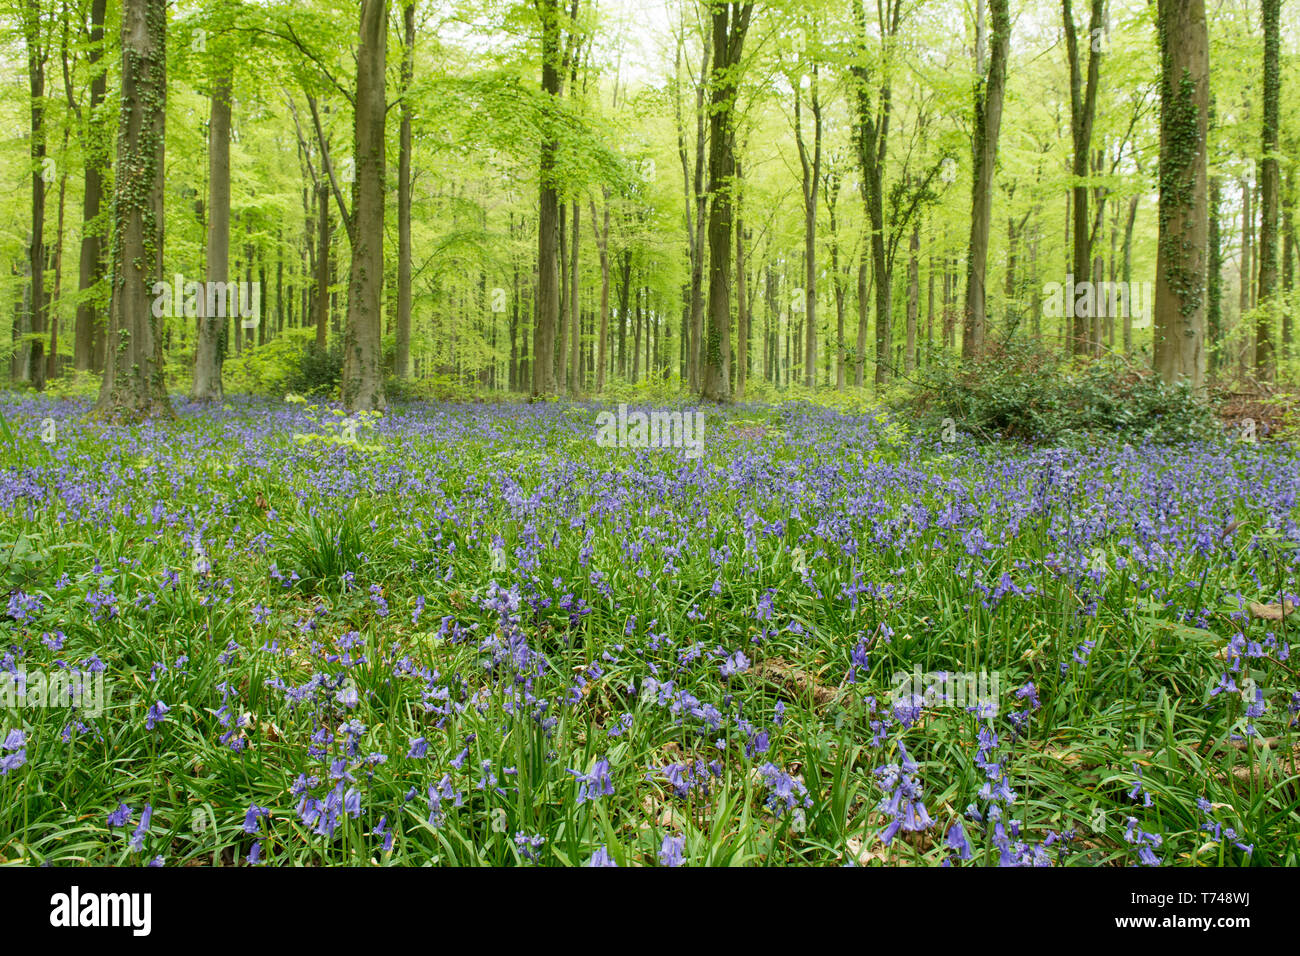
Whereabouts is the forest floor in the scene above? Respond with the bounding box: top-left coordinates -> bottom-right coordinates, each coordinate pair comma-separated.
0,392 -> 1297,865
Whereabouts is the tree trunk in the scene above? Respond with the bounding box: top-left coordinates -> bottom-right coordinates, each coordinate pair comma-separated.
735,187 -> 748,397
96,0 -> 171,420
533,0 -> 562,396
1063,0 -> 1105,355
855,254 -> 869,386
315,184 -> 329,350
192,70 -> 231,401
1239,174 -> 1253,379
73,0 -> 107,374
395,1 -> 415,379
47,156 -> 65,380
674,31 -> 710,392
906,220 -> 919,371
569,200 -> 581,392
795,65 -> 821,388
1282,163 -> 1295,361
699,1 -> 753,403
1152,0 -> 1209,390
590,196 -> 610,391
962,0 -> 1010,361
340,0 -> 387,411
1255,0 -> 1280,380
23,0 -> 48,389
851,0 -> 900,387
1207,174 -> 1222,375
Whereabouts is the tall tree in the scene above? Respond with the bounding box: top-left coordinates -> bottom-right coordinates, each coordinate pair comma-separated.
340,0 -> 388,411
192,65 -> 232,402
21,0 -> 50,388
794,60 -> 821,388
1152,0 -> 1209,389
71,0 -> 107,374
962,0 -> 1010,361
1207,172 -> 1223,378
590,192 -> 610,392
395,1 -> 415,380
699,0 -> 753,402
1062,0 -> 1105,355
533,0 -> 562,396
96,0 -> 171,419
672,17 -> 709,391
850,0 -> 899,387
569,196 -> 581,391
1255,0 -> 1281,380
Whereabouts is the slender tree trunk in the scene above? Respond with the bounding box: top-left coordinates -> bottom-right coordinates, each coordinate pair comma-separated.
1152,0 -> 1209,389
23,0 -> 48,389
795,64 -> 821,388
1255,0 -> 1281,380
73,0 -> 107,374
926,251 -> 935,357
569,199 -> 581,391
590,196 -> 610,392
1207,174 -> 1223,375
962,0 -> 1010,361
395,1 -> 415,379
315,184 -> 329,350
674,31 -> 710,392
1063,0 -> 1105,355
906,220 -> 919,371
852,254 -> 868,386
1239,174 -> 1253,379
826,174 -> 846,389
47,157 -> 65,380
1282,162 -> 1295,361
558,203 -> 568,390
851,0 -> 896,386
735,187 -> 748,397
341,0 -> 387,411
700,1 -> 753,403
533,0 -> 562,396
96,0 -> 170,419
192,70 -> 231,401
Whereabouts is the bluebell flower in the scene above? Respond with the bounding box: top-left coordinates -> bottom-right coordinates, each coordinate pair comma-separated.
146,700 -> 169,730
658,833 -> 685,867
568,756 -> 615,804
129,805 -> 153,851
584,845 -> 618,867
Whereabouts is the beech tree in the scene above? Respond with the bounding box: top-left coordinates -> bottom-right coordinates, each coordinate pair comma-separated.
340,0 -> 387,411
95,0 -> 171,419
962,0 -> 1010,362
700,0 -> 753,403
1153,0 -> 1209,389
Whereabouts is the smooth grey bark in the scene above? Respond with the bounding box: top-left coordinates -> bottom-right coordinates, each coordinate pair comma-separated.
96,0 -> 171,420
340,0 -> 387,411
192,70 -> 231,402
1152,0 -> 1209,389
395,1 -> 415,379
962,0 -> 1010,361
699,0 -> 753,403
73,0 -> 107,373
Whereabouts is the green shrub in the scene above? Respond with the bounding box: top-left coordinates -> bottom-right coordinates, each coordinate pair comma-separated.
904,340 -> 1219,445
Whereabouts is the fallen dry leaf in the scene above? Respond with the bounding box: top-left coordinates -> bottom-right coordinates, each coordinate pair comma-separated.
1248,600 -> 1295,621
754,657 -> 837,707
